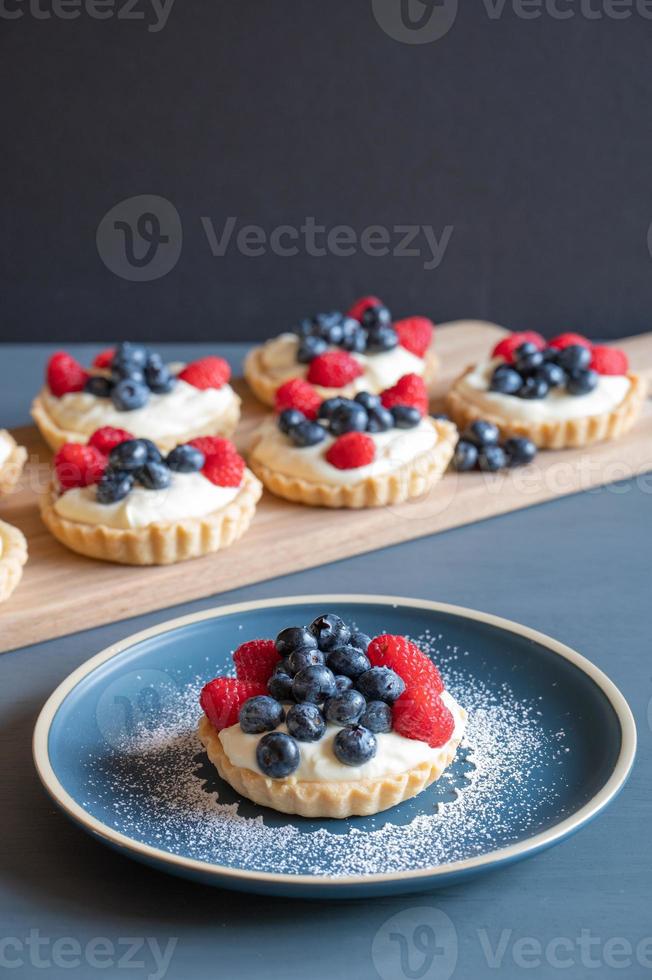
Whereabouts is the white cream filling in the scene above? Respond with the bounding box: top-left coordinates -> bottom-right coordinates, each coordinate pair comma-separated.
0,434 -> 11,469
259,333 -> 426,393
43,374 -> 238,441
250,417 -> 438,485
219,690 -> 466,782
459,358 -> 631,422
53,470 -> 239,530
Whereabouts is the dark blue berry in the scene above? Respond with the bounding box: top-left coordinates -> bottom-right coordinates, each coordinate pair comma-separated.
334,675 -> 354,694
111,378 -> 149,412
329,402 -> 368,436
84,376 -> 112,398
361,304 -> 392,329
341,328 -> 367,353
478,445 -> 508,472
366,405 -> 394,433
145,360 -> 175,393
354,392 -> 381,410
566,369 -> 598,396
114,342 -> 149,369
278,408 -> 306,434
318,398 -> 347,421
557,344 -> 591,373
275,626 -> 318,657
239,695 -> 284,734
360,700 -> 392,734
536,361 -> 566,388
514,341 -> 540,358
489,365 -> 522,395
350,631 -> 371,653
518,377 -> 549,400
333,725 -> 377,766
297,336 -> 328,363
96,469 -> 134,504
357,666 -> 405,704
291,664 -> 337,704
109,439 -> 148,471
140,438 -> 163,462
453,440 -> 478,472
256,732 -> 300,778
464,420 -> 500,447
111,361 -> 146,384
366,325 -> 398,352
324,690 -> 366,726
504,437 -> 537,467
326,645 -> 371,679
391,405 -> 422,428
289,420 -> 327,447
514,348 -> 544,374
309,614 -> 351,651
285,703 -> 326,742
288,647 -> 325,674
166,444 -> 205,472
267,668 -> 294,702
137,461 -> 172,490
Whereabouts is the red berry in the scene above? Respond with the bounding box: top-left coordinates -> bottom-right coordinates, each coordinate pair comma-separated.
92,348 -> 115,369
347,295 -> 384,323
233,639 -> 280,683
274,378 -> 322,420
491,332 -> 546,364
199,677 -> 266,730
54,443 -> 107,490
88,426 -> 134,456
307,351 -> 364,388
189,436 -> 239,458
548,332 -> 592,352
395,317 -> 434,358
47,352 -> 89,397
367,634 -> 444,694
178,356 -> 231,390
590,345 -> 628,376
325,432 -> 376,470
392,687 -> 455,747
202,450 -> 245,487
380,373 -> 428,415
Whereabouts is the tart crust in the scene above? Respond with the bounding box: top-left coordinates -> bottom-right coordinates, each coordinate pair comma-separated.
445,368 -> 646,449
248,418 -> 458,509
39,470 -> 262,565
243,344 -> 439,407
0,430 -> 27,496
0,519 -> 28,603
31,387 -> 242,453
198,713 -> 467,818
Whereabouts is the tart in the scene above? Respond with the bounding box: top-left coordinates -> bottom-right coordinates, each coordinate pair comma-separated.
0,518 -> 28,603
198,615 -> 467,818
248,375 -> 457,508
32,343 -> 241,452
446,330 -> 645,449
244,295 -> 438,407
0,429 -> 27,496
39,428 -> 262,565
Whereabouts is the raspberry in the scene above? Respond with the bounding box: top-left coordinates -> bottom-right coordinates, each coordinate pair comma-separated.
233,639 -> 281,683
274,378 -> 322,420
392,687 -> 455,747
395,317 -> 434,358
367,634 -> 444,694
47,352 -> 89,397
92,348 -> 115,369
88,426 -> 134,456
178,356 -> 231,390
380,374 -> 428,415
590,345 -> 629,376
325,432 -> 375,470
347,295 -> 384,323
491,332 -> 546,364
202,450 -> 245,487
199,677 -> 266,730
307,351 -> 364,388
189,436 -> 239,458
54,443 -> 107,490
548,332 -> 592,351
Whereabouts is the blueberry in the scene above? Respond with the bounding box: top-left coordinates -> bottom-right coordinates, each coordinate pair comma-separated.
275,626 -> 318,657
514,341 -> 540,358
324,690 -> 366,726
297,335 -> 328,363
478,445 -> 508,472
329,402 -> 368,436
111,378 -> 149,412
113,342 -> 149,369
354,392 -> 381,410
109,439 -> 148,471
166,444 -> 205,472
464,420 -> 500,448
356,666 -> 405,704
288,647 -> 325,674
309,614 -> 351,651
289,421 -> 327,448
137,460 -> 172,490
453,440 -> 478,472
326,645 -> 371,679
566,369 -> 598,396
256,732 -> 300,778
557,344 -> 591,373
84,376 -> 112,398
96,469 -> 134,504
296,317 -> 316,338
504,437 -> 537,467
323,321 -> 345,346
334,675 -> 354,694
391,405 -> 422,428
278,408 -> 306,434
267,670 -> 294,702
361,304 -> 392,329
360,700 -> 392,734
291,665 -> 337,704
366,325 -> 398,352
145,360 -> 175,393
333,725 -> 377,766
341,328 -> 367,354
318,398 -> 347,421
518,377 -> 549,400
140,438 -> 163,462
349,631 -> 371,653
285,702 -> 326,742
366,405 -> 394,433
489,365 -> 522,395
537,361 -> 566,388
239,695 -> 285,734
514,348 -> 544,374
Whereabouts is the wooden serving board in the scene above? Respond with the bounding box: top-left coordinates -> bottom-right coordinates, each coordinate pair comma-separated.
1,321 -> 651,654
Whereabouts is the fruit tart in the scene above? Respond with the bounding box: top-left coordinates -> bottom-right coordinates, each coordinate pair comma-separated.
198,613 -> 467,818
244,295 -> 437,407
247,375 -> 457,508
39,428 -> 261,565
0,518 -> 27,603
32,343 -> 241,452
446,331 -> 644,449
0,429 -> 27,496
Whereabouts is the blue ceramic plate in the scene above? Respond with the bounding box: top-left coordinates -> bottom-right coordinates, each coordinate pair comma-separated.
33,595 -> 635,898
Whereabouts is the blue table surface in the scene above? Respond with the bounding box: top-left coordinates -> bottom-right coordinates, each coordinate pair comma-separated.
1,345 -> 650,980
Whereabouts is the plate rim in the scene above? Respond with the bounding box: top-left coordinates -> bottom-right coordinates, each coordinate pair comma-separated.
33,593 -> 637,889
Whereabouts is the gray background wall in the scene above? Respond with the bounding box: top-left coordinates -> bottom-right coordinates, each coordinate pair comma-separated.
2,1 -> 651,343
